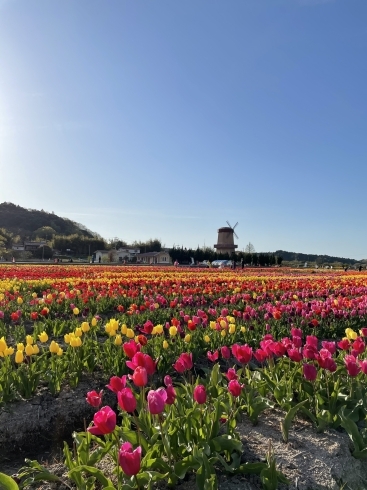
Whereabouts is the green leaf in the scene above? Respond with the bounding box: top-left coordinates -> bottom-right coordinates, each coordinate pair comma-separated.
210,435 -> 242,453
174,456 -> 200,479
339,407 -> 367,457
0,473 -> 19,490
281,400 -> 308,442
69,465 -> 114,488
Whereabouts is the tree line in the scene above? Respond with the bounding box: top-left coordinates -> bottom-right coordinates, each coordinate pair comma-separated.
168,246 -> 283,266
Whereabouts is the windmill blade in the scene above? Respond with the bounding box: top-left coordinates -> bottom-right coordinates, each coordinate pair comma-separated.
226,220 -> 232,228
233,231 -> 239,239
233,222 -> 238,229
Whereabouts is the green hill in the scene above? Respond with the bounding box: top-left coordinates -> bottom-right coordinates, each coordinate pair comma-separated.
0,202 -> 95,239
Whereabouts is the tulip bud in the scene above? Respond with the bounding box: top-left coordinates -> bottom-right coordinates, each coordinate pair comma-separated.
193,385 -> 207,405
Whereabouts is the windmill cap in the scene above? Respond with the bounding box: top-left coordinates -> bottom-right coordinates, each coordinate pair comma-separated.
217,227 -> 234,232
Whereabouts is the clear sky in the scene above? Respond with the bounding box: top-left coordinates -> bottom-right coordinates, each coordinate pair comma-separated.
0,0 -> 366,258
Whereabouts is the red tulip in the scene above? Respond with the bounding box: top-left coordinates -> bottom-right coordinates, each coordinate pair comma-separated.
193,385 -> 207,404
119,442 -> 141,476
232,344 -> 252,364
360,328 -> 367,337
337,339 -> 350,351
87,406 -> 116,435
306,336 -> 318,349
228,380 -> 243,397
132,366 -> 148,387
86,390 -> 103,408
147,388 -> 167,414
30,312 -> 38,321
303,363 -> 317,381
352,339 -> 365,355
118,388 -> 137,413
254,349 -> 268,363
106,375 -> 127,393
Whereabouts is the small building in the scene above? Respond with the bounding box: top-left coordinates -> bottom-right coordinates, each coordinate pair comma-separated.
93,248 -> 140,263
138,251 -> 172,265
12,241 -> 47,252
12,244 -> 25,251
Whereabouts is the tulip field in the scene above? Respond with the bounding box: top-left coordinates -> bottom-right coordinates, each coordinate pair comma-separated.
1,264 -> 367,489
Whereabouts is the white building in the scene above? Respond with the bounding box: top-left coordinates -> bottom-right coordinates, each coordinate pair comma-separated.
93,248 -> 140,263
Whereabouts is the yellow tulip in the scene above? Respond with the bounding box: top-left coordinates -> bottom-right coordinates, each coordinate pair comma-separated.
17,297 -> 23,305
15,350 -> 24,363
220,320 -> 227,329
221,330 -> 227,338
184,334 -> 191,343
26,335 -> 34,345
38,331 -> 48,343
91,317 -> 97,327
210,321 -> 216,330
74,328 -> 83,337
32,345 -> 40,355
64,333 -> 71,343
73,308 -> 80,315
169,326 -> 177,337
114,335 -> 122,346
204,335 -> 210,343
153,324 -> 163,334
241,326 -> 246,333
4,347 -> 14,356
25,344 -> 34,356
81,322 -> 90,332
121,324 -> 127,335
229,324 -> 236,334
17,343 -> 24,352
345,328 -> 358,340
57,347 -> 63,356
49,341 -> 59,354
163,340 -> 169,349
0,337 -> 7,353
126,328 -> 135,339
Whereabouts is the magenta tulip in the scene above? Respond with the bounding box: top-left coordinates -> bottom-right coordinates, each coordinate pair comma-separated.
86,390 -> 103,408
87,406 -> 116,435
303,363 -> 317,381
119,442 -> 142,476
193,385 -> 207,405
117,388 -> 137,413
165,385 -> 177,405
228,380 -> 243,397
106,375 -> 127,393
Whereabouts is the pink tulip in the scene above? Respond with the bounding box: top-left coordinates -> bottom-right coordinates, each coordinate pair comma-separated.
360,360 -> 367,374
87,406 -> 116,435
164,375 -> 173,387
119,442 -> 142,476
193,385 -> 207,405
345,355 -> 361,377
126,352 -> 156,375
117,388 -> 137,413
86,390 -> 103,408
207,350 -> 219,362
147,388 -> 167,414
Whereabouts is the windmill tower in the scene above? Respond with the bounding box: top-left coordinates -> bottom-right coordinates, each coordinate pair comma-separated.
214,221 -> 239,255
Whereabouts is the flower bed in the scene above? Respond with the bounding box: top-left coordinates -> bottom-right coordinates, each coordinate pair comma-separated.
1,266 -> 367,489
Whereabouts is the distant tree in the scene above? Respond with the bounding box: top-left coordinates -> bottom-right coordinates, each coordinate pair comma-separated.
276,256 -> 283,266
245,242 -> 256,254
33,226 -> 57,239
33,245 -> 53,259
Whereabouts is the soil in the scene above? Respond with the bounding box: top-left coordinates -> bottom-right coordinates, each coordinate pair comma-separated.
1,382 -> 367,490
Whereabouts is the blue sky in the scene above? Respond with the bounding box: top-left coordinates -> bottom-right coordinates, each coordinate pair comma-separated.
0,0 -> 366,258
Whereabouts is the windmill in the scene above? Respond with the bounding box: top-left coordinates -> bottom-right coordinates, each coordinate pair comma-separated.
214,221 -> 239,255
